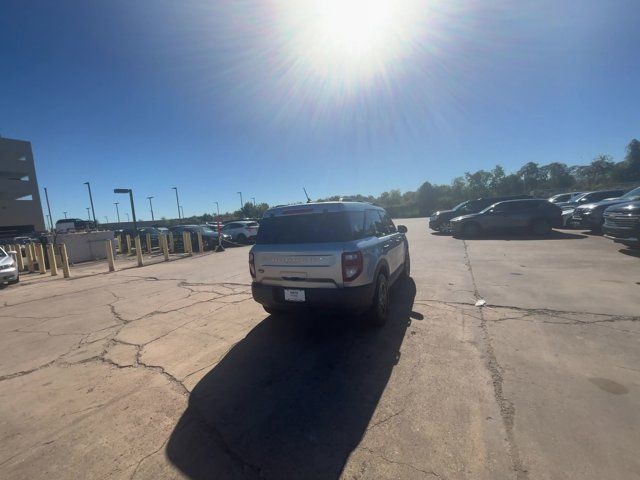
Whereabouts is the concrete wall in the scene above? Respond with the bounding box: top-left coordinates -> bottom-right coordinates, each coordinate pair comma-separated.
0,137 -> 46,235
55,231 -> 115,264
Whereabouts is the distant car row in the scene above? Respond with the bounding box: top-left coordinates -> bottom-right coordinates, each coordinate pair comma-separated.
429,187 -> 640,249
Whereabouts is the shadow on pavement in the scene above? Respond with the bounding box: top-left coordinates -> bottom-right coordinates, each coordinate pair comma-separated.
455,230 -> 588,241
619,248 -> 640,259
167,278 -> 417,480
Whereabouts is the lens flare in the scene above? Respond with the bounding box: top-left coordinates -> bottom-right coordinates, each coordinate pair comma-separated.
276,0 -> 424,89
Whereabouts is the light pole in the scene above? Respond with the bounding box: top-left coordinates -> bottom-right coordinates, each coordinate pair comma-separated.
126,213 -> 130,222
237,192 -> 243,209
251,197 -> 256,206
114,188 -> 138,231
114,202 -> 121,223
213,202 -> 224,252
84,182 -> 97,225
147,196 -> 155,221
104,216 -> 109,223
179,205 -> 184,219
214,201 -> 220,217
46,214 -> 51,231
44,187 -> 54,231
172,187 -> 181,219
86,207 -> 91,221
63,211 -> 68,219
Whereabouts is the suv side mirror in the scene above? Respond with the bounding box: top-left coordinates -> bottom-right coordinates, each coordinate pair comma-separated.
397,225 -> 408,234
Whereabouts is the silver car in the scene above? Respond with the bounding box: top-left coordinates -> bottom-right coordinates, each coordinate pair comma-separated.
0,246 -> 19,285
249,202 -> 410,325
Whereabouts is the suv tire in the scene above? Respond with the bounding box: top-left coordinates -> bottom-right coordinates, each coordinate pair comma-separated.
237,233 -> 247,244
368,273 -> 389,326
531,218 -> 551,235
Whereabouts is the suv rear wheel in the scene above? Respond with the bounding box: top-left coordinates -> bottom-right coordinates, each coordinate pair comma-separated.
368,273 -> 389,326
237,233 -> 247,244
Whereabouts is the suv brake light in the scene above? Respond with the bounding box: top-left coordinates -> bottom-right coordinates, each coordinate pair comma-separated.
249,252 -> 256,278
342,251 -> 363,282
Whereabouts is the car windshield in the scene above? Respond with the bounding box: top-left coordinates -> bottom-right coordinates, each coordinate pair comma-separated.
621,187 -> 640,199
452,201 -> 468,211
257,212 -> 356,244
0,248 -> 6,257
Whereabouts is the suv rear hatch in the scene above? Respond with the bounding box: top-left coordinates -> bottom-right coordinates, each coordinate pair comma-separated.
251,209 -> 358,288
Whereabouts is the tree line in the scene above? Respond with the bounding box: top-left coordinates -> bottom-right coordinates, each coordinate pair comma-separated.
321,138 -> 640,217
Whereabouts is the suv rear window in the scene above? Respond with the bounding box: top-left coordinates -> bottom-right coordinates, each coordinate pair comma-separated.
257,212 -> 363,244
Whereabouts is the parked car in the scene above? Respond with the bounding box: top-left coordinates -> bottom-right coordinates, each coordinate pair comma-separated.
249,202 -> 410,325
568,186 -> 640,232
451,199 -> 562,237
0,246 -> 19,285
170,225 -> 231,252
429,195 -> 531,232
602,201 -> 640,249
556,189 -> 626,209
222,221 -> 260,243
548,192 -> 583,204
138,227 -> 163,249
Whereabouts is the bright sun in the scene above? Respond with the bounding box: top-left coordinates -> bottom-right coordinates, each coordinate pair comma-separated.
277,0 -> 423,87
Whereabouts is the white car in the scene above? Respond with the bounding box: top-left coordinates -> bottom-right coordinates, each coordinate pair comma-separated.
222,221 -> 259,243
0,247 -> 19,285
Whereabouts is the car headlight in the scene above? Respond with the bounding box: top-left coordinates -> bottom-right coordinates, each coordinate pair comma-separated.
0,262 -> 15,270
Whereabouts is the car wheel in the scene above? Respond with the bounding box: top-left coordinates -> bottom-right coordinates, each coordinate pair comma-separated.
237,233 -> 247,244
368,273 -> 389,326
531,218 -> 551,235
8,276 -> 19,285
401,250 -> 411,278
462,222 -> 482,238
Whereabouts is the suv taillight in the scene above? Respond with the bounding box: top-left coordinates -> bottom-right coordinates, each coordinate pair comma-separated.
342,251 -> 363,282
249,252 -> 256,278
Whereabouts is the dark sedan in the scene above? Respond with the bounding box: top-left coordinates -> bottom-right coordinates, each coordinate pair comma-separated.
429,195 -> 531,232
603,201 -> 640,249
451,199 -> 562,238
568,186 -> 640,232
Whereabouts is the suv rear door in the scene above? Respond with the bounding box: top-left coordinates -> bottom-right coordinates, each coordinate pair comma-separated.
378,210 -> 405,275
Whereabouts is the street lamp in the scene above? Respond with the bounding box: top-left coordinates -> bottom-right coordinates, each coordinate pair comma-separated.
114,202 -> 121,223
179,205 -> 184,219
251,197 -> 256,206
147,196 -> 155,222
237,192 -> 243,209
104,216 -> 109,223
63,211 -> 68,219
172,187 -> 181,219
86,207 -> 91,220
114,188 -> 138,230
126,213 -> 130,222
83,182 -> 97,225
44,187 -> 54,231
213,202 -> 224,252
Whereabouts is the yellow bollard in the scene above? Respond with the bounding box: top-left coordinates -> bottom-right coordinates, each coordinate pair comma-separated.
197,233 -> 204,253
46,244 -> 58,276
106,240 -> 115,272
15,245 -> 24,271
126,235 -> 132,256
168,233 -> 174,253
25,244 -> 35,272
146,233 -> 152,254
116,236 -> 122,255
162,235 -> 169,261
184,231 -> 193,256
135,236 -> 143,267
36,244 -> 47,274
59,244 -> 71,278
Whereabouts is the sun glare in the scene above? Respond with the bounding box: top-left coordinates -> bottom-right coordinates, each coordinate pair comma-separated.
277,0 -> 423,89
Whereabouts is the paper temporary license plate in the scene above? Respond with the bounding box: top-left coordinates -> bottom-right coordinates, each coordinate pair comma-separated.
284,289 -> 305,302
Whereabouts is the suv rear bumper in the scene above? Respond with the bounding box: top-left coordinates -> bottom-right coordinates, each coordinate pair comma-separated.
252,282 -> 375,310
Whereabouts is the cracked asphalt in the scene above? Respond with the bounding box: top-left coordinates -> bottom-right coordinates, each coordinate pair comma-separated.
1,218 -> 639,479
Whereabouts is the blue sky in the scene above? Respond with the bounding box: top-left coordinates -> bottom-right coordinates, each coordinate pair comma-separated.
1,1 -> 638,222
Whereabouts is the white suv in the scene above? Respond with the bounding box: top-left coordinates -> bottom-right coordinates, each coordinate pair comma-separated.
249,202 -> 410,325
222,221 -> 259,243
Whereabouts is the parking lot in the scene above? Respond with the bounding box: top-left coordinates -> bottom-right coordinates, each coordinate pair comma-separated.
1,217 -> 638,480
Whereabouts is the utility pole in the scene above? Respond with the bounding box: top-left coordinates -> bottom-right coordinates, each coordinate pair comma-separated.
147,196 -> 155,221
237,191 -> 243,209
172,187 -> 181,219
84,182 -> 97,225
114,202 -> 121,223
44,187 -> 54,231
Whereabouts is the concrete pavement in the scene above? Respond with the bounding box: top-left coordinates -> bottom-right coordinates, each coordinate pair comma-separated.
0,218 -> 638,479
